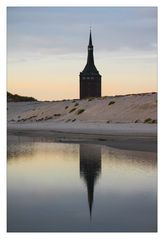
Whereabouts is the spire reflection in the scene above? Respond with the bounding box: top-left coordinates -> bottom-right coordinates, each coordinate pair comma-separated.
79,144 -> 101,220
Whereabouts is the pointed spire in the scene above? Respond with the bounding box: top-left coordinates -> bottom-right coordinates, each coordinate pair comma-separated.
81,28 -> 99,74
89,27 -> 93,46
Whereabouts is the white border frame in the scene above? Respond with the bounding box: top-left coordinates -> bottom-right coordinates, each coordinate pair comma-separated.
0,1 -> 163,239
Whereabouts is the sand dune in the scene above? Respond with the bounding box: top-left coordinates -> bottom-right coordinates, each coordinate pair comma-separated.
7,92 -> 157,124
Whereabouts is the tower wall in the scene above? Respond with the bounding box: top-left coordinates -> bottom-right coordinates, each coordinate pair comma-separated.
80,75 -> 101,99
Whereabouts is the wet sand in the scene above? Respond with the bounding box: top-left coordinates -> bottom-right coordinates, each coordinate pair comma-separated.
8,122 -> 157,152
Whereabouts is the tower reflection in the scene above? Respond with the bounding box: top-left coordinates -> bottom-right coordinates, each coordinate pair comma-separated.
80,144 -> 101,220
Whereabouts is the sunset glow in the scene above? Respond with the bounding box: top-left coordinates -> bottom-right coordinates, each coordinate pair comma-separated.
7,7 -> 157,100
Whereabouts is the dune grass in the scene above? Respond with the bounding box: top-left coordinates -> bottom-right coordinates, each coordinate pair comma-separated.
108,101 -> 115,106
77,109 -> 85,115
69,108 -> 76,113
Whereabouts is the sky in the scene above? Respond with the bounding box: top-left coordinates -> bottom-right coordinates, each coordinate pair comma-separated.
7,7 -> 157,100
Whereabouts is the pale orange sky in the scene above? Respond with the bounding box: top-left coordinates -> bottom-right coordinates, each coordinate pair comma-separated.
7,7 -> 157,100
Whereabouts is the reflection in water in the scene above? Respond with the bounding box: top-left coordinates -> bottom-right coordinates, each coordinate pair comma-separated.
80,144 -> 101,219
7,135 -> 157,232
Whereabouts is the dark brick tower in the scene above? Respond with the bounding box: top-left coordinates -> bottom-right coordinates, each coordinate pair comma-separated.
79,30 -> 101,99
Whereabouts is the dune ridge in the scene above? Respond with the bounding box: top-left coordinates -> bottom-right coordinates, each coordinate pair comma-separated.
8,92 -> 157,124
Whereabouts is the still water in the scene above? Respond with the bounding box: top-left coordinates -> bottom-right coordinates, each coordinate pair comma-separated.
7,135 -> 157,232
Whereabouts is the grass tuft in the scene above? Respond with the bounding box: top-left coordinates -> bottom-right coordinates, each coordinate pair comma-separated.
144,118 -> 157,124
108,101 -> 115,106
69,108 -> 76,113
77,109 -> 85,115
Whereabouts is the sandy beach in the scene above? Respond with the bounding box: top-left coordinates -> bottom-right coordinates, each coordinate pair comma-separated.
7,92 -> 157,152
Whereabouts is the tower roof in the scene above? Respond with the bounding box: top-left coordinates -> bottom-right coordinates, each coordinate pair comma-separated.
81,29 -> 99,75
89,29 -> 93,46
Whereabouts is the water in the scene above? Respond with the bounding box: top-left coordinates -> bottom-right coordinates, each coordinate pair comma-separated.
7,135 -> 157,232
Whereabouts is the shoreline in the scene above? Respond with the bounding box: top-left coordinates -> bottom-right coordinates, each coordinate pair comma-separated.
8,122 -> 157,152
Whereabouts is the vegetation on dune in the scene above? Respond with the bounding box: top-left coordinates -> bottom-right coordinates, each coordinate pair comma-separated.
7,92 -> 37,102
69,108 -> 76,113
108,101 -> 115,106
144,118 -> 157,124
65,119 -> 71,122
74,103 -> 79,107
16,115 -> 38,122
65,106 -> 69,109
77,109 -> 85,115
45,116 -> 53,120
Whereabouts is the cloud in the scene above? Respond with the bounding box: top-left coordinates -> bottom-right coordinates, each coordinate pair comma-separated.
7,7 -> 157,62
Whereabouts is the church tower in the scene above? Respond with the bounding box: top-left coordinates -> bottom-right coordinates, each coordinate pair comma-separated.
79,30 -> 101,99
